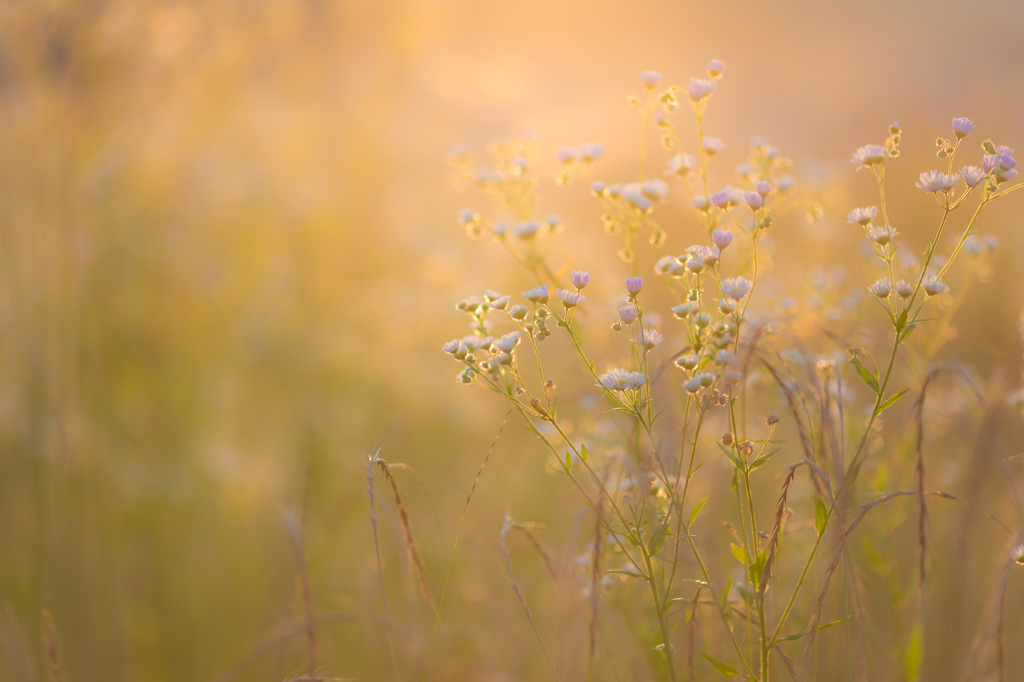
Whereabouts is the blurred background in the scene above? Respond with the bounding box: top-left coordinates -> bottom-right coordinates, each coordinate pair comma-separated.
1,0 -> 1023,680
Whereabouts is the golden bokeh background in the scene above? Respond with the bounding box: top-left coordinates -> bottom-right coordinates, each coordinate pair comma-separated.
1,1 -> 1023,680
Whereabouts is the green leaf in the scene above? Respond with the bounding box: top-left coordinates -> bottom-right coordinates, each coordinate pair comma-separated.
896,309 -> 908,333
730,543 -> 747,565
688,498 -> 708,527
879,388 -> 910,412
580,443 -> 589,461
603,569 -> 647,580
850,357 -> 880,394
720,577 -> 733,617
904,621 -> 923,682
815,498 -> 828,537
565,452 -> 572,470
702,653 -> 740,678
662,596 -> 691,613
749,552 -> 766,586
716,441 -> 742,469
649,521 -> 669,555
749,444 -> 783,471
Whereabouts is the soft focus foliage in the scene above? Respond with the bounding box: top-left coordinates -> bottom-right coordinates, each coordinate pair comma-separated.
1,2 -> 1024,682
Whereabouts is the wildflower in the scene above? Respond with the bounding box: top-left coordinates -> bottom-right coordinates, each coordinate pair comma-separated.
514,220 -> 540,238
578,143 -> 606,162
642,178 -> 670,200
721,276 -> 753,301
508,304 -> 528,320
952,117 -> 975,138
490,295 -> 510,310
442,339 -> 460,355
851,144 -> 887,167
867,278 -> 892,298
676,354 -> 699,370
493,331 -> 521,352
683,377 -> 702,394
718,298 -> 736,314
693,312 -> 711,328
709,189 -> 731,208
618,304 -> 638,324
571,271 -> 591,289
984,234 -> 1000,251
640,329 -> 663,350
640,70 -> 662,87
725,370 -> 744,385
457,367 -> 475,383
697,371 -> 715,387
762,411 -> 781,426
847,206 -> 878,226
687,78 -> 716,101
915,170 -> 959,193
744,191 -> 764,209
702,136 -> 726,155
546,214 -> 561,229
522,285 -> 549,304
625,277 -> 643,296
895,280 -> 913,299
667,153 -> 696,176
693,196 -> 710,211
985,146 -> 1018,182
777,175 -> 795,191
923,277 -> 949,296
959,165 -> 986,187
707,59 -> 726,77
606,183 -> 622,197
458,208 -> 476,225
556,147 -> 577,164
655,256 -> 678,276
868,224 -> 898,246
622,187 -> 652,211
712,229 -> 733,249
671,304 -> 688,319
720,432 -> 735,446
493,223 -> 507,237
716,349 -> 737,365
591,181 -> 606,193
598,368 -> 645,392
754,180 -> 771,196
685,254 -> 705,273
556,288 -> 585,308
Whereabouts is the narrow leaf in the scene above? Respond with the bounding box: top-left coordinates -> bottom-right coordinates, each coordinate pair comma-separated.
850,357 -> 880,394
879,388 -> 910,412
580,443 -> 589,461
688,498 -> 708,527
730,543 -> 747,565
815,498 -> 828,537
702,653 -> 740,678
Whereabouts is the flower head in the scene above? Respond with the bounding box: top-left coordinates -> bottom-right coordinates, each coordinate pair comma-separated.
952,117 -> 975,138
556,288 -> 585,308
867,278 -> 892,298
959,165 -> 986,187
458,208 -> 476,225
637,328 -> 663,350
493,331 -> 522,352
522,284 -> 549,303
514,220 -> 540,238
625,277 -> 643,295
687,78 -> 717,101
716,349 -> 737,365
667,153 -> 696,176
744,191 -> 764,209
721,276 -> 753,301
675,354 -> 699,370
915,170 -> 959,193
640,70 -> 662,87
490,295 -> 511,310
707,59 -> 726,77
618,304 -> 638,324
598,368 -> 645,392
442,339 -> 461,355
578,143 -> 605,162
846,206 -> 878,226
508,304 -> 528,320
571,270 -> 590,289
868,224 -> 898,246
754,180 -> 772,196
702,136 -> 726,155
709,189 -> 731,208
923,277 -> 949,296
851,144 -> 887,167
683,377 -> 702,394
712,229 -> 733,249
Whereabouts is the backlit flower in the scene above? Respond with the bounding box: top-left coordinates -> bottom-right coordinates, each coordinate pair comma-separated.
556,288 -> 585,308
702,136 -> 726,155
851,144 -> 886,167
598,368 -> 645,392
846,206 -> 878,226
667,153 -> 697,176
952,117 -> 975,138
712,229 -> 733,249
867,278 -> 891,298
687,78 -> 717,101
571,271 -> 590,289
923,277 -> 949,296
640,70 -> 662,87
915,170 -> 959,193
721,276 -> 752,300
522,285 -> 549,303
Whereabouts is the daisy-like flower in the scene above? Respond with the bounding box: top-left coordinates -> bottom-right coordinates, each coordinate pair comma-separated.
598,368 -> 645,392
622,187 -> 652,211
777,175 -> 795,191
915,170 -> 959,194
676,354 -> 700,370
556,288 -> 585,308
556,147 -> 577,164
618,304 -> 638,324
895,280 -> 913,299
851,144 -> 887,167
754,180 -> 772,196
709,189 -> 731,208
718,298 -> 736,313
693,312 -> 711,328
725,370 -> 744,385
508,304 -> 528,320
923,277 -> 949,296
571,271 -> 590,289
707,59 -> 726,77
490,295 -> 511,310
578,143 -> 606,162
671,304 -> 689,319
683,377 -> 703,394
687,78 -> 717,101
716,349 -> 737,365
493,331 -> 521,352
591,181 -> 606,193
514,220 -> 540,238
721,276 -> 753,301
712,229 -> 733,249
744,191 -> 764,209
868,224 -> 898,246
638,329 -> 664,350
697,371 -> 716,387
867,278 -> 892,298
685,254 -> 705,273
606,183 -> 622,197
702,136 -> 726,155
847,206 -> 878,226
952,117 -> 974,138
640,70 -> 662,87
985,146 -> 1018,182
442,339 -> 461,355
625,277 -> 643,295
655,255 -> 678,276
642,178 -> 669,200
458,208 -> 476,225
667,153 -> 696,176
522,284 -> 549,303
693,196 -> 710,211
959,165 -> 986,187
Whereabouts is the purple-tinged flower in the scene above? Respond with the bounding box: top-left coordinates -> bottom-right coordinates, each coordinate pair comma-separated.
915,170 -> 959,193
709,189 -> 731,208
868,224 -> 898,246
959,165 -> 986,187
846,206 -> 878,225
442,339 -> 461,355
923,277 -> 949,296
556,147 -> 577,164
556,288 -> 585,308
667,153 -> 696,176
578,143 -> 605,162
618,304 -> 638,324
851,144 -> 887,167
895,280 -> 913,299
707,59 -> 726,77
702,136 -> 726,155
744,191 -> 764,209
458,208 -> 476,225
598,368 -> 645,392
952,117 -> 975,138
522,285 -> 549,303
640,70 -> 662,87
867,278 -> 892,298
721,276 -> 752,300
625,277 -> 643,295
754,180 -> 772,196
687,78 -> 717,101
591,181 -> 606,193
513,220 -> 540,238
777,175 -> 795,191
712,229 -> 733,249
571,271 -> 590,289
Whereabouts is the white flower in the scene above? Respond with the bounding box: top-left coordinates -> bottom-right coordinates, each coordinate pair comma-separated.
721,276 -> 753,301
777,175 -> 795,191
667,153 -> 696,176
676,354 -> 700,370
556,288 -> 586,308
522,285 -> 549,303
687,78 -> 716,101
702,136 -> 726,155
442,339 -> 461,354
598,368 -> 645,392
642,179 -> 669,200
640,70 -> 662,87
458,208 -> 476,225
716,350 -> 737,365
707,59 -> 725,77
847,206 -> 878,226
640,329 -> 663,350
754,180 -> 771,196
578,143 -> 606,162
915,170 -> 959,193
895,280 -> 913,299
508,304 -> 528,320
490,295 -> 511,310
923,277 -> 949,296
513,220 -> 540,238
851,144 -> 886,167
618,304 -> 638,324
655,256 -> 678,276
725,370 -> 744,386
556,147 -> 577,164
712,229 -> 733,249
697,371 -> 716,387
683,377 -> 702,394
868,224 -> 898,246
493,331 -> 521,352
867,278 -> 892,298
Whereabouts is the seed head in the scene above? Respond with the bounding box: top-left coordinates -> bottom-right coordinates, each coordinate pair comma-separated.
720,432 -> 735,446
761,411 -> 781,426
